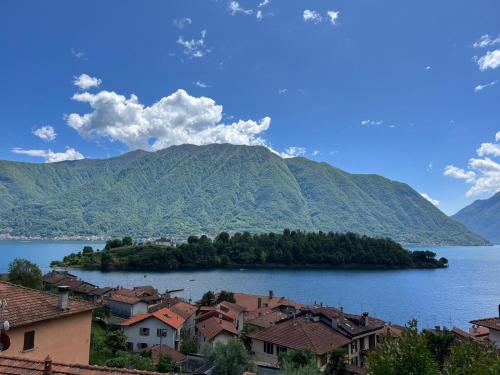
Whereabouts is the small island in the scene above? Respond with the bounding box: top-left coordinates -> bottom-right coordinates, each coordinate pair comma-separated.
51,230 -> 448,271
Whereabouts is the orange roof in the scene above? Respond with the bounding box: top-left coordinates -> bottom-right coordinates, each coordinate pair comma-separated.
232,292 -> 302,312
121,307 -> 185,329
0,281 -> 95,328
470,317 -> 500,332
0,354 -> 162,374
151,345 -> 186,364
170,301 -> 197,320
196,316 -> 238,341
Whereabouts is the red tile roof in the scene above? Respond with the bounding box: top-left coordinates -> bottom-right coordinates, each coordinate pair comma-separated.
108,287 -> 161,305
232,292 -> 302,312
248,316 -> 351,355
246,309 -> 288,329
196,316 -> 238,341
170,301 -> 197,320
0,281 -> 95,328
151,345 -> 186,364
121,307 -> 186,329
470,317 -> 500,332
0,355 -> 162,374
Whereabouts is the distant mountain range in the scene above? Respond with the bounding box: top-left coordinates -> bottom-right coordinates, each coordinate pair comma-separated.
0,144 -> 488,245
453,192 -> 500,244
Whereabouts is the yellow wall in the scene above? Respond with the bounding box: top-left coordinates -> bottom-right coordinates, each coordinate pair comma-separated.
4,310 -> 93,364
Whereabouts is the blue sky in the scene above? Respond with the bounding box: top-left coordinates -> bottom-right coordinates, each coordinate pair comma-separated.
0,0 -> 499,214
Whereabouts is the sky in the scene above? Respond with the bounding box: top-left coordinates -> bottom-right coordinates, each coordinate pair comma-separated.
0,0 -> 499,215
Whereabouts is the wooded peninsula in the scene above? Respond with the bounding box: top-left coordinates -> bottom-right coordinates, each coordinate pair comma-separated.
51,230 -> 448,271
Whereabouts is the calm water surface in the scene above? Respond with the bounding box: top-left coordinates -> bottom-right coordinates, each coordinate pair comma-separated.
0,241 -> 499,329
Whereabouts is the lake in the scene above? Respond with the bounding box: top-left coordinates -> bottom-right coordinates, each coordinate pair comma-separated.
0,240 -> 499,329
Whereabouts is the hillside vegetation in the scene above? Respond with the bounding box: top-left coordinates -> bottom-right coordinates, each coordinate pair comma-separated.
53,231 -> 449,271
453,192 -> 500,244
0,144 -> 487,245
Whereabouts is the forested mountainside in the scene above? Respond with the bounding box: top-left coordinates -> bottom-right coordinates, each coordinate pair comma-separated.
0,144 -> 487,245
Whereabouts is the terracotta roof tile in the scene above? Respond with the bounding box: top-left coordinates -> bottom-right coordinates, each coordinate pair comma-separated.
151,345 -> 186,364
232,292 -> 302,312
246,310 -> 288,329
196,316 -> 238,341
121,307 -> 186,329
248,316 -> 351,355
0,281 -> 95,328
470,317 -> 500,332
170,301 -> 197,320
0,355 -> 162,374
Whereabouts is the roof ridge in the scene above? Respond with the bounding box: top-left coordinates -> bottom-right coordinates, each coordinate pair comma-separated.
0,279 -> 89,304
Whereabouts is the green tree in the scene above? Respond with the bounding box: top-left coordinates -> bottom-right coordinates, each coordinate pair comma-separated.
8,258 -> 43,289
279,349 -> 320,375
198,290 -> 216,306
208,339 -> 255,375
101,251 -> 112,271
324,348 -> 347,375
104,330 -> 128,355
217,290 -> 236,304
105,353 -> 154,371
367,320 -> 439,375
443,340 -> 500,375
425,328 -> 456,367
240,324 -> 258,351
122,236 -> 133,246
82,246 -> 94,254
156,354 -> 179,372
180,339 -> 197,354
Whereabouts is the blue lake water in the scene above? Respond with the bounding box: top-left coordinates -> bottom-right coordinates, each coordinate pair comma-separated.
0,241 -> 499,329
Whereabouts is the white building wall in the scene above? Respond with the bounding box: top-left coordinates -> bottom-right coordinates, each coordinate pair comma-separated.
490,329 -> 500,348
123,317 -> 178,350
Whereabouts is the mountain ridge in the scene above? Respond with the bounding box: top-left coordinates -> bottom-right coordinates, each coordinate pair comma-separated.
453,192 -> 500,244
0,144 -> 488,245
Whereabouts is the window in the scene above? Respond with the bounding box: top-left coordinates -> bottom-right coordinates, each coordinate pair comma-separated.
23,331 -> 35,351
369,334 -> 376,349
138,343 -> 148,349
157,328 -> 167,337
264,342 -> 274,355
351,340 -> 358,353
139,327 -> 150,336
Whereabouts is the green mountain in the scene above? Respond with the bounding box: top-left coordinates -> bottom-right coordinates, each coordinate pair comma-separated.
0,144 -> 487,245
453,192 -> 500,244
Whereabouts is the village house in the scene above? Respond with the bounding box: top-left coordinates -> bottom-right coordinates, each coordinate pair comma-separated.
150,299 -> 197,339
106,286 -> 162,318
42,270 -> 99,301
151,344 -> 186,367
248,315 -> 351,369
0,281 -> 95,364
248,306 -> 385,370
470,304 -> 500,348
121,307 -> 186,351
0,354 -> 163,375
230,291 -> 302,318
195,316 -> 239,352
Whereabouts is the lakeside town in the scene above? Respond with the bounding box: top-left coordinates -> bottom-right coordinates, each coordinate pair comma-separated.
0,260 -> 498,374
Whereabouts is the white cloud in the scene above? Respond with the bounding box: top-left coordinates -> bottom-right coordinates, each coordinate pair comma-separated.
477,142 -> 500,157
33,126 -> 57,142
279,147 -> 306,158
361,119 -> 383,126
70,48 -> 86,60
444,132 -> 500,196
173,17 -> 192,29
473,34 -> 500,48
194,81 -> 210,88
312,150 -> 320,156
326,11 -> 339,25
425,66 -> 432,70
67,88 -> 271,151
73,74 -> 102,90
477,50 -> 500,70
303,10 -> 322,24
278,88 -> 287,94
444,165 -> 476,183
474,80 -> 498,92
12,147 -> 84,163
256,10 -> 263,20
420,193 -> 440,206
177,30 -> 210,58
258,0 -> 269,7
228,2 -> 253,15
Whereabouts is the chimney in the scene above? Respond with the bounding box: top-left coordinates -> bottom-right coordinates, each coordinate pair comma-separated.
58,286 -> 70,310
269,290 -> 274,299
43,356 -> 52,375
257,297 -> 262,309
361,312 -> 369,327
